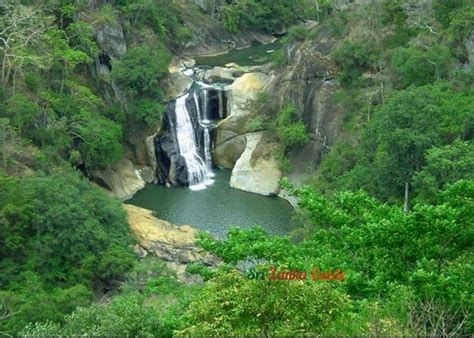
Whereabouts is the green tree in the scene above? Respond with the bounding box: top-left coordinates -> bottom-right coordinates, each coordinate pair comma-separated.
0,173 -> 135,288
179,271 -> 351,336
4,93 -> 41,135
353,83 -> 472,207
21,293 -> 167,336
111,45 -> 170,98
413,140 -> 474,203
276,103 -> 309,150
72,113 -> 124,170
391,45 -> 453,88
332,41 -> 375,86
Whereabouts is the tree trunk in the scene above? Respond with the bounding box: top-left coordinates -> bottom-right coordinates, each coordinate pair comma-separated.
404,181 -> 410,213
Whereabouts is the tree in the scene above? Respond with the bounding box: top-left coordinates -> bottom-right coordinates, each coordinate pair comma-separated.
71,113 -> 124,170
276,103 -> 309,150
21,293 -> 167,337
354,83 -> 471,207
0,4 -> 52,94
178,271 -> 351,336
391,45 -> 453,88
413,140 -> 474,203
0,173 -> 135,289
111,45 -> 170,98
5,93 -> 41,135
0,118 -> 20,172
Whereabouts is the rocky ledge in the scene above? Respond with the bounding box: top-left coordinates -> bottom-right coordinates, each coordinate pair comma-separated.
125,204 -> 221,283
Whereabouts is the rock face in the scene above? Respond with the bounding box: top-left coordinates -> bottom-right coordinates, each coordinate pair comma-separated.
96,25 -> 127,59
230,132 -> 281,196
214,72 -> 272,169
91,158 -> 145,200
268,36 -> 344,186
125,204 -> 220,283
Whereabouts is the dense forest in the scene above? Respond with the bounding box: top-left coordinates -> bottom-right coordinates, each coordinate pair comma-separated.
0,0 -> 473,336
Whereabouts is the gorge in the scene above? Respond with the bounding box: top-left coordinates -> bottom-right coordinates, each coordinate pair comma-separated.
127,42 -> 295,237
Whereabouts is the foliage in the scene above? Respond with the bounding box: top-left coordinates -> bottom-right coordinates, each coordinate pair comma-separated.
198,182 -> 474,335
221,0 -> 310,33
331,41 -> 377,87
21,293 -> 167,336
391,45 -> 453,88
337,82 -> 473,203
111,45 -> 170,98
276,103 -> 309,150
121,0 -> 193,45
73,114 -> 124,169
413,140 -> 474,203
0,173 -> 136,335
246,115 -> 266,132
178,271 -> 352,336
4,94 -> 41,136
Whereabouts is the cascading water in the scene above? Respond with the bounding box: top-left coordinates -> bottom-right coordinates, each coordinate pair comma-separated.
194,91 -> 214,174
174,94 -> 213,190
154,68 -> 229,190
203,128 -> 212,169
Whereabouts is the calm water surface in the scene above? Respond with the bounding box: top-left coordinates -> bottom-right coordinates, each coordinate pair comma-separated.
194,40 -> 283,67
126,170 -> 295,238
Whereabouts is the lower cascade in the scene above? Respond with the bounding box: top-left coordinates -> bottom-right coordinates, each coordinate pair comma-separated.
174,94 -> 213,190
155,75 -> 229,189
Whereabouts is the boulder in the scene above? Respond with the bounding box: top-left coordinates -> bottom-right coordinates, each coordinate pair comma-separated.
230,132 -> 281,196
214,72 -> 272,169
213,133 -> 246,169
91,158 -> 145,200
162,60 -> 194,100
195,66 -> 237,83
125,204 -> 221,283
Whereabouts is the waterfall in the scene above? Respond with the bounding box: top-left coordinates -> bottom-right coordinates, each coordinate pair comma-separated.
155,71 -> 230,190
203,128 -> 213,169
202,89 -> 209,123
218,91 -> 224,119
174,94 -> 213,190
194,91 -> 214,175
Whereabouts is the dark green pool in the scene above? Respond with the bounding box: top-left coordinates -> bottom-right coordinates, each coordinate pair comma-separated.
194,40 -> 283,67
126,170 -> 295,238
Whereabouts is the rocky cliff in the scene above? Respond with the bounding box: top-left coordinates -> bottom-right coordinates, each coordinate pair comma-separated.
269,34 -> 344,186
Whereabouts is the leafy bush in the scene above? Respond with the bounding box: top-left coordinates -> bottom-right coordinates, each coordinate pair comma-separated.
186,263 -> 216,281
21,293 -> 168,336
276,104 -> 309,150
178,271 -> 352,336
331,41 -> 375,87
246,115 -> 266,132
111,45 -> 170,98
391,45 -> 453,88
